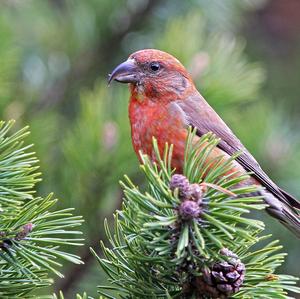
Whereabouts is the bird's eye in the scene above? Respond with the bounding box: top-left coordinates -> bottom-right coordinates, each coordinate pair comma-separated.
149,62 -> 160,72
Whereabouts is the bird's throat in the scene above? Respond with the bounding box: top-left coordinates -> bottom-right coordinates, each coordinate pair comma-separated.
130,83 -> 145,103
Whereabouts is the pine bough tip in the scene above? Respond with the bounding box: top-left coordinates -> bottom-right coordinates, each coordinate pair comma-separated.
97,132 -> 300,298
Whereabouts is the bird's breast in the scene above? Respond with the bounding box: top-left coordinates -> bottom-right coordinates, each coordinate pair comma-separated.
129,98 -> 187,171
128,98 -> 251,180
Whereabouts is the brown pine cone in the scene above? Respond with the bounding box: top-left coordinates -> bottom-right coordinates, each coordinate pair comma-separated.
194,248 -> 245,298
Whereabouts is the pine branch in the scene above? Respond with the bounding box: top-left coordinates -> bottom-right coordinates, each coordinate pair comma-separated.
53,290 -> 101,299
93,130 -> 300,299
0,121 -> 84,298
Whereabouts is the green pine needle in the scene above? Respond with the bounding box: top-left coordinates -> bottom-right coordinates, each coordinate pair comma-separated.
95,130 -> 300,298
0,121 -> 84,297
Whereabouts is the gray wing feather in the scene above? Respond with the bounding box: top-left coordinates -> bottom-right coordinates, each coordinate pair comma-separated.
174,95 -> 300,211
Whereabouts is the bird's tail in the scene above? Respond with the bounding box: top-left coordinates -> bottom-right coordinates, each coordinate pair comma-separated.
263,190 -> 300,238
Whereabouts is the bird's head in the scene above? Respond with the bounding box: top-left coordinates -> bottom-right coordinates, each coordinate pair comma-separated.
108,49 -> 195,102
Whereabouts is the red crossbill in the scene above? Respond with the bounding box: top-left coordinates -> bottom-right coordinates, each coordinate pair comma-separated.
109,49 -> 300,237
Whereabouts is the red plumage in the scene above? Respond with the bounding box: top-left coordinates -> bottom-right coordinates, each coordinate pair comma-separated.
109,49 -> 300,237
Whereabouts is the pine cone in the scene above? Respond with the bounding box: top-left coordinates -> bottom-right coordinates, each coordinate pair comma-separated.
187,183 -> 203,203
195,248 -> 245,298
179,200 -> 202,220
170,174 -> 190,199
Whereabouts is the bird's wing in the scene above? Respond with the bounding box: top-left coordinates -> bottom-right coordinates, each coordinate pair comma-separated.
174,94 -> 300,210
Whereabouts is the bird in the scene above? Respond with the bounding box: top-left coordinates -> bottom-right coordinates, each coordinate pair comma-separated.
108,49 -> 300,237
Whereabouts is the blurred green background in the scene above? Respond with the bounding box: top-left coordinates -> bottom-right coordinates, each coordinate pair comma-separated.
0,0 -> 299,297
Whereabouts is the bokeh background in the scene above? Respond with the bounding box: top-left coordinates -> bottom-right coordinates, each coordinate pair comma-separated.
0,0 -> 299,297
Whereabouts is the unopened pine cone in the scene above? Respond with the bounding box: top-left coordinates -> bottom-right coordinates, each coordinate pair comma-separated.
170,174 -> 191,199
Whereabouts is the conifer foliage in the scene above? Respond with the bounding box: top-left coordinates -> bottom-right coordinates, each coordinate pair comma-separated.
0,120 -> 83,298
94,131 -> 300,298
